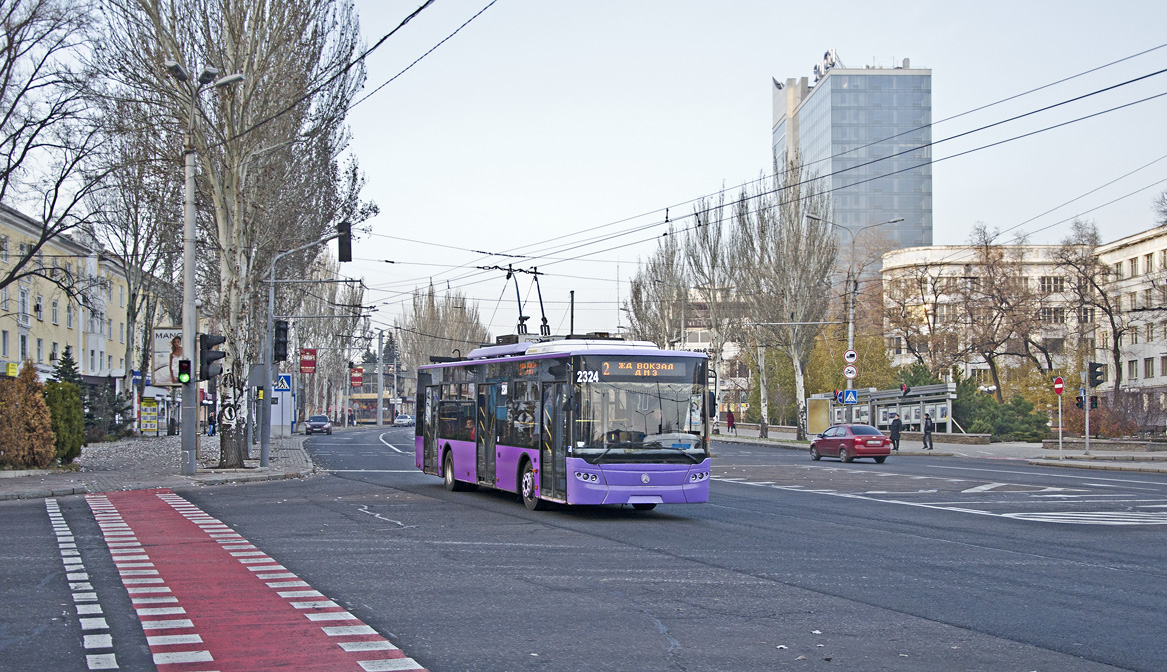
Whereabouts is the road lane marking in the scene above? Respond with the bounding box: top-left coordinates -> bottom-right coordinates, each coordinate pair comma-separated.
378,433 -> 405,453
85,490 -> 428,672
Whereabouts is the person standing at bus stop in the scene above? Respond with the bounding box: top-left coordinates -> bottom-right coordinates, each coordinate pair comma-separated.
889,413 -> 902,452
726,408 -> 736,434
922,413 -> 934,450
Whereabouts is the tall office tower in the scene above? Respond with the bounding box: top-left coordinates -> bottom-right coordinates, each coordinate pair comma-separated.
772,50 -> 932,249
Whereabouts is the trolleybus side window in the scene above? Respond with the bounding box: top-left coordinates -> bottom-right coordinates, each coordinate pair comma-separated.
506,380 -> 540,448
438,383 -> 475,441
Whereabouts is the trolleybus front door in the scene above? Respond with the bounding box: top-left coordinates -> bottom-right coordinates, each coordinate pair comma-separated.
476,384 -> 497,486
541,382 -> 568,500
423,385 -> 439,474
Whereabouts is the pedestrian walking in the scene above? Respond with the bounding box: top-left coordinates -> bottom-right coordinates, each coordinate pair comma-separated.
922,413 -> 934,450
889,413 -> 902,452
726,408 -> 736,434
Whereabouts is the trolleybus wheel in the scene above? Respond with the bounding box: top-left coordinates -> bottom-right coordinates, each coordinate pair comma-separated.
632,503 -> 657,511
444,452 -> 464,492
520,461 -> 544,511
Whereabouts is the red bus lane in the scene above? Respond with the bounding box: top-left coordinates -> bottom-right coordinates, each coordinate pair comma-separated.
86,489 -> 425,672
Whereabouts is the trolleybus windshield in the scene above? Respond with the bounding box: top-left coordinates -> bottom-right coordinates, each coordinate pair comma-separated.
573,355 -> 707,465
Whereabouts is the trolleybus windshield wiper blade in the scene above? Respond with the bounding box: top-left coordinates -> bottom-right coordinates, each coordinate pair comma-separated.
644,441 -> 702,463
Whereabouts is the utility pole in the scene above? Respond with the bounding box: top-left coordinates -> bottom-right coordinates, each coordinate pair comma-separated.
755,323 -> 768,439
376,330 -> 385,427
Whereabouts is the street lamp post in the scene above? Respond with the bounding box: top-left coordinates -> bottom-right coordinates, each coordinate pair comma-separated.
807,215 -> 903,421
164,60 -> 243,476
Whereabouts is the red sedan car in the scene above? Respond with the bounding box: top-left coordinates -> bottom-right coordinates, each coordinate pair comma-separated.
810,424 -> 891,463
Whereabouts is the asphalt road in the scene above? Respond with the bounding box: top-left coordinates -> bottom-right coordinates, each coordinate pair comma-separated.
4,428 -> 1166,671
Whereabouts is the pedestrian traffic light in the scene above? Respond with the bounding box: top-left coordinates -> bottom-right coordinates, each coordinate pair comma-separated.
177,359 -> 192,384
337,221 -> 352,263
901,383 -> 910,397
1090,395 -> 1099,409
273,320 -> 289,362
1088,362 -> 1105,388
199,333 -> 227,381
1075,395 -> 1083,409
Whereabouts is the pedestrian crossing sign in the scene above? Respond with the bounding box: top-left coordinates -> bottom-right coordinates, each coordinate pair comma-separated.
274,374 -> 292,391
843,389 -> 858,405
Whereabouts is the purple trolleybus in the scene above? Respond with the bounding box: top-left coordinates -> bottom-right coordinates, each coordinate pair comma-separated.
415,335 -> 711,511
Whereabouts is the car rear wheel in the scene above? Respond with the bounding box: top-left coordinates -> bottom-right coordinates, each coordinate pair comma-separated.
873,456 -> 886,464
810,445 -> 821,461
839,446 -> 853,463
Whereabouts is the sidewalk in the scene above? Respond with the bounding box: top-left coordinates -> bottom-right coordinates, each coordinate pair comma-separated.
0,432 -> 317,502
713,426 -> 1167,474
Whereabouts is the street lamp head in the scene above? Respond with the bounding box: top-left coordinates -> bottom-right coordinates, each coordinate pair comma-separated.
214,73 -> 245,89
164,60 -> 189,83
886,217 -> 905,224
197,66 -> 220,85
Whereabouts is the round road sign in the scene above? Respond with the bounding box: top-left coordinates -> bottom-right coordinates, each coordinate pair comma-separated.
1053,376 -> 1064,395
844,349 -> 858,364
843,365 -> 858,379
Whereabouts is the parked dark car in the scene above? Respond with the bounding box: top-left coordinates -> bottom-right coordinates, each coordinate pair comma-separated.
305,415 -> 332,435
810,424 -> 891,463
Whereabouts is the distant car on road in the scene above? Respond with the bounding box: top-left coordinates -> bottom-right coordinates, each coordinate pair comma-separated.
305,415 -> 332,435
810,424 -> 891,463
392,414 -> 414,427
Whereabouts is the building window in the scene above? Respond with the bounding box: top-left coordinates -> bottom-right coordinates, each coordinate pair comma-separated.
1131,329 -> 1139,345
1128,292 -> 1139,312
0,235 -> 7,262
19,289 -> 28,317
1145,253 -> 1154,274
1146,288 -> 1155,309
51,342 -> 58,361
1161,356 -> 1167,377
107,354 -> 112,369
107,318 -> 112,339
119,357 -> 124,369
34,295 -> 43,321
36,338 -> 43,363
1040,307 -> 1066,323
1146,357 -> 1155,379
52,300 -> 58,324
1,330 -> 7,357
1114,263 -> 1123,279
1131,258 -> 1139,277
1148,323 -> 1155,341
20,334 -> 27,360
119,285 -> 124,306
89,350 -> 95,370
1044,338 -> 1065,354
1038,276 -> 1065,293
119,322 -> 125,343
1100,331 -> 1110,349
66,303 -> 73,328
1078,307 -> 1095,324
1129,360 -> 1138,380
0,287 -> 7,311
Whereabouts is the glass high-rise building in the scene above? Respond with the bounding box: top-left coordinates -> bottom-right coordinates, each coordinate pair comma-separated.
772,51 -> 932,248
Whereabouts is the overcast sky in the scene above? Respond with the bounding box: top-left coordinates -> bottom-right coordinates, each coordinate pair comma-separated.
343,0 -> 1167,340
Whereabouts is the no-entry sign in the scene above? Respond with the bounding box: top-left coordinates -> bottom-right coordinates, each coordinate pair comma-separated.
1053,376 -> 1064,395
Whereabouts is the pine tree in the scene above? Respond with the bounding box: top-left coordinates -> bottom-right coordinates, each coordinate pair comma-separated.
53,346 -> 82,386
45,381 -> 85,463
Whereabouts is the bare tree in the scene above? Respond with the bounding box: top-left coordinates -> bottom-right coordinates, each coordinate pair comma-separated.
98,0 -> 375,462
1155,190 -> 1167,227
882,259 -> 969,376
625,228 -> 686,347
684,190 -> 736,420
0,0 -> 108,298
397,285 -> 491,375
729,159 -> 836,441
1056,219 -> 1128,403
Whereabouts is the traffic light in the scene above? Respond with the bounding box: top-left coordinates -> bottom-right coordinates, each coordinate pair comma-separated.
199,333 -> 227,381
337,221 -> 352,262
1075,395 -> 1084,409
1088,362 -> 1105,388
1090,396 -> 1099,409
273,320 -> 289,362
177,359 -> 192,384
901,383 -> 910,397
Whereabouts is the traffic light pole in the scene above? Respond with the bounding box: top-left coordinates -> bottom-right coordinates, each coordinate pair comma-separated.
1082,371 -> 1091,456
262,234 -> 339,467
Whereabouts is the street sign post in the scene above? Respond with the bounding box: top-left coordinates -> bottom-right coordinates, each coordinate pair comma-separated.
1053,376 -> 1064,458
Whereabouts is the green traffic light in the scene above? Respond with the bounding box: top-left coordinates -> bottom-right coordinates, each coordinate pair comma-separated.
177,371 -> 191,383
